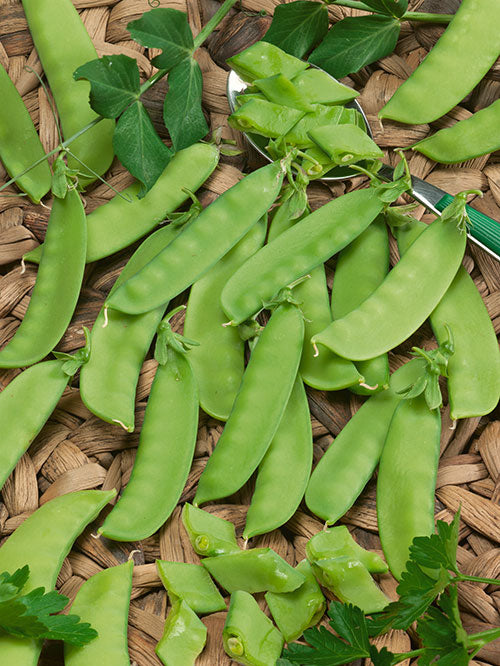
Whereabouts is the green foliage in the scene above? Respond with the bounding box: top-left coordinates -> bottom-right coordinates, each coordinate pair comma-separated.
361,0 -> 408,18
262,1 -> 329,58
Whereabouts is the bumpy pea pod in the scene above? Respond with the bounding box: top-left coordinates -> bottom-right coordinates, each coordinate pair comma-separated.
64,561 -> 133,666
0,187 -> 86,368
331,215 -> 390,394
183,219 -> 267,421
393,212 -> 500,419
21,0 -> 114,187
106,160 -> 287,315
0,489 -> 115,665
24,142 -> 220,265
156,600 -> 207,666
0,63 -> 51,203
193,300 -> 304,507
181,503 -> 240,557
379,0 -> 500,125
98,308 -> 198,542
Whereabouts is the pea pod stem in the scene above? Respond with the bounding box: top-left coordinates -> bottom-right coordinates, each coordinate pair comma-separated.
327,0 -> 453,22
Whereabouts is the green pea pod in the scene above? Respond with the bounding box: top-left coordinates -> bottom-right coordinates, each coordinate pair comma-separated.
331,216 -> 390,394
394,217 -> 500,419
0,63 -> 51,203
377,395 -> 441,580
305,358 -> 426,525
64,561 -> 133,666
243,378 -> 312,539
107,161 -> 286,315
181,503 -> 240,557
265,560 -> 325,643
156,600 -> 207,666
253,73 -> 314,111
24,142 -> 220,265
313,211 -> 467,360
306,526 -> 387,574
283,104 -> 344,148
227,41 -> 308,82
202,548 -> 305,594
156,561 -> 225,614
0,188 -> 86,369
193,302 -> 304,506
183,219 -> 267,421
0,489 -> 115,666
292,68 -> 359,105
309,124 -> 384,165
21,0 -> 115,187
228,98 -> 305,138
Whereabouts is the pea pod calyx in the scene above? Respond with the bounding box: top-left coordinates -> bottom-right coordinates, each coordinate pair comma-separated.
154,306 -> 199,366
53,326 -> 92,377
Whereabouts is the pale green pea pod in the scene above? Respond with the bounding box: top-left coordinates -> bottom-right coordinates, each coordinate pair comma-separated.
227,41 -> 308,82
235,92 -> 267,106
306,525 -> 387,574
283,104 -> 344,148
156,600 -> 207,666
156,561 -> 226,614
228,98 -> 305,138
253,73 -> 314,111
181,503 -> 240,557
292,68 -> 359,105
309,124 -> 384,166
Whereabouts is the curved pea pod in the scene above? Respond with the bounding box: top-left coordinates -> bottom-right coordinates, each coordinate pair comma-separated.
222,188 -> 385,325
193,302 -> 304,506
265,560 -> 325,643
377,395 -> 441,580
395,218 -> 500,419
243,378 -> 312,539
306,526 -> 387,574
0,188 -> 86,369
313,211 -> 467,360
331,216 -> 390,394
24,142 -> 220,265
305,358 -> 425,525
21,0 -> 115,187
203,548 -> 304,594
0,63 -> 51,203
156,561 -> 225,614
183,220 -> 267,421
181,503 -> 240,557
0,489 -> 115,665
107,161 -> 286,315
379,0 -> 500,125
227,41 -> 308,82
156,600 -> 207,666
64,560 -> 133,666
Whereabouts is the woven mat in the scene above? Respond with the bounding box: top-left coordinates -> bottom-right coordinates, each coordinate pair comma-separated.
0,0 -> 499,664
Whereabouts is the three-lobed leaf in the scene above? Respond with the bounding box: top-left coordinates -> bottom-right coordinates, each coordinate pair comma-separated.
262,1 -> 329,58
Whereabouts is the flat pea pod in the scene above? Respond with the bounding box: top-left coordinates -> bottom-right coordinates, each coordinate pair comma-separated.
377,395 -> 441,580
0,63 -> 51,203
243,377 -> 312,539
21,0 -> 114,187
64,561 -> 133,666
181,503 -> 240,557
156,561 -> 226,614
228,98 -> 305,137
379,0 -> 500,125
107,161 -> 285,315
156,600 -> 207,666
412,99 -> 500,164
395,217 -> 500,420
24,142 -> 220,265
0,489 -> 115,666
193,302 -> 304,507
222,188 -> 385,325
227,41 -> 308,82
305,358 -> 425,525
183,220 -> 267,421
0,188 -> 86,368
331,215 -> 390,394
313,212 -> 467,360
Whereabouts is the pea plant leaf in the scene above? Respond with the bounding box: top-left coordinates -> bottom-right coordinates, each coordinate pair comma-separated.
361,0 -> 408,18
262,1 -> 329,58
163,57 -> 208,151
127,8 -> 194,71
73,54 -> 140,118
308,15 -> 401,78
113,100 -> 172,196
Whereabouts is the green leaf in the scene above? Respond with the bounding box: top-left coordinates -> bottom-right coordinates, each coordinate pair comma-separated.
369,646 -> 396,666
74,54 -> 140,118
283,623 -> 370,664
0,567 -> 29,603
113,101 -> 172,196
308,15 -> 400,78
417,588 -> 469,666
327,602 -> 371,653
163,58 -> 208,151
127,8 -> 193,71
362,0 -> 408,18
409,511 -> 460,573
262,1 -> 329,58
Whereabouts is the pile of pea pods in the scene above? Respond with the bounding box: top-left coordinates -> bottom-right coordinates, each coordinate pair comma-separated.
0,1 -> 500,663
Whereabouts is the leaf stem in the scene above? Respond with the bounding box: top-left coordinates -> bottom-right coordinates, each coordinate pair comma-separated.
467,627 -> 500,648
392,648 -> 426,663
456,574 -> 500,586
193,0 -> 241,49
327,0 -> 452,22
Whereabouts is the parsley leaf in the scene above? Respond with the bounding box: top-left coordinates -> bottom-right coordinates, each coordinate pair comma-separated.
409,510 -> 460,573
263,1 -> 329,58
417,588 -> 469,666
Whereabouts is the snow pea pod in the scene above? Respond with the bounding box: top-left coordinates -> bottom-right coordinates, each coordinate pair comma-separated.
0,63 -> 51,203
107,160 -> 286,315
222,187 -> 385,325
0,489 -> 115,666
379,0 -> 500,125
0,188 -> 86,368
227,41 -> 308,82
183,220 -> 266,421
156,561 -> 225,614
182,503 -> 240,557
156,600 -> 207,666
64,561 -> 133,666
193,302 -> 304,506
21,0 -> 115,186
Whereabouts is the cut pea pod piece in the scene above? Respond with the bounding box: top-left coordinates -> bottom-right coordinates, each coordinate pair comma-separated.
228,98 -> 305,138
181,503 -> 240,557
202,548 -> 305,594
235,92 -> 267,106
265,560 -> 325,642
306,526 -> 387,574
253,73 -> 313,111
300,146 -> 337,179
156,561 -> 226,614
227,41 -> 308,82
64,560 -> 133,666
292,68 -> 359,105
155,600 -> 207,666
309,123 -> 384,165
283,104 -> 343,148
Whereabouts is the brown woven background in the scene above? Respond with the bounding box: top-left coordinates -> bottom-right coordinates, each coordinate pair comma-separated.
0,0 -> 499,663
